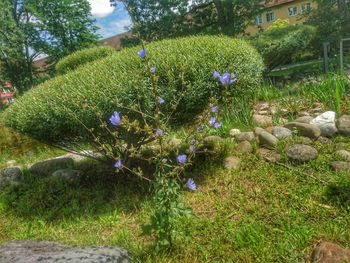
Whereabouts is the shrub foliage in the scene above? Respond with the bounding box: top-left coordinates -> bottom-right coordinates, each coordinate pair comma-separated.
5,36 -> 264,144
55,46 -> 116,74
251,24 -> 317,71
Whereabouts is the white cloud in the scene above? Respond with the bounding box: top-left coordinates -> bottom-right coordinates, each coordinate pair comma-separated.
97,17 -> 132,38
88,0 -> 115,18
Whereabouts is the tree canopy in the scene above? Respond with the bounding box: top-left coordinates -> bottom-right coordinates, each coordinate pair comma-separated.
0,0 -> 98,92
112,0 -> 263,40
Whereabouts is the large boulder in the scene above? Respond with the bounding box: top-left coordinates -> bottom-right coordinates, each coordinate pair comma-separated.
284,122 -> 321,139
0,167 -> 23,188
29,157 -> 74,176
52,169 -> 83,183
0,240 -> 131,263
336,115 -> 350,136
310,111 -> 337,137
311,241 -> 350,263
286,144 -> 318,162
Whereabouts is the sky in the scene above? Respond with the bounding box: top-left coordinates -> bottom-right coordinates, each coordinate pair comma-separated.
88,0 -> 132,39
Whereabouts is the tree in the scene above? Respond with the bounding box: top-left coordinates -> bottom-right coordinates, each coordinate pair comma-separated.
308,0 -> 350,45
0,0 -> 98,92
111,0 -> 263,40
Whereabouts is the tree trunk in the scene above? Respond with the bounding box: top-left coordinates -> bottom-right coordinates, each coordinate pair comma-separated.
213,0 -> 226,31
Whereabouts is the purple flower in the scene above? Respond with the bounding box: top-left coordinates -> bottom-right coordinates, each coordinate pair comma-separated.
138,48 -> 146,59
211,105 -> 218,113
177,154 -> 187,165
155,129 -> 164,137
151,67 -> 156,73
189,145 -> 196,153
213,71 -> 221,79
219,73 -> 237,85
213,122 -> 222,129
159,97 -> 165,104
186,178 -> 197,191
114,160 -> 122,169
209,117 -> 217,126
109,111 -> 121,126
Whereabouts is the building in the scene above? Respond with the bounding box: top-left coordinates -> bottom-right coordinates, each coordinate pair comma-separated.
245,0 -> 316,35
0,82 -> 15,107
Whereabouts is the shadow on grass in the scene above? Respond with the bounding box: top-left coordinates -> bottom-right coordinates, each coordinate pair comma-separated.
325,175 -> 350,209
0,159 -> 151,222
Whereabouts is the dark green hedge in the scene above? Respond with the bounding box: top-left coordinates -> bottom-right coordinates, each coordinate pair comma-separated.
55,46 -> 116,74
5,35 -> 264,143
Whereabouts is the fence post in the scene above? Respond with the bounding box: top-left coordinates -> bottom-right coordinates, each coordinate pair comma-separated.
340,39 -> 344,71
323,42 -> 329,73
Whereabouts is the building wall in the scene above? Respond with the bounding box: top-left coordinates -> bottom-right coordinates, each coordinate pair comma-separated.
245,0 -> 317,35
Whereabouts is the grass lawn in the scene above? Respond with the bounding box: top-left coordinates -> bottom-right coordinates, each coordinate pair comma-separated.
1,134 -> 350,262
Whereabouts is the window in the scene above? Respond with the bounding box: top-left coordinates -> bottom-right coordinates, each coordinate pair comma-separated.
255,14 -> 263,25
288,6 -> 298,16
266,12 -> 275,22
301,3 -> 311,13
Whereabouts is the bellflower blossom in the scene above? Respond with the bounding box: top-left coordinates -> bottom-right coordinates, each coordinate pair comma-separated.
219,73 -> 237,85
177,154 -> 187,165
209,116 -> 221,129
159,97 -> 165,104
114,160 -> 122,169
186,178 -> 197,191
155,129 -> 164,137
109,111 -> 121,126
189,145 -> 196,153
211,105 -> 218,113
151,67 -> 156,73
213,70 -> 221,79
138,48 -> 146,59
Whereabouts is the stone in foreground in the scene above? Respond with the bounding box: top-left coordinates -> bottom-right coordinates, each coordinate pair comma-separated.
286,144 -> 318,162
284,122 -> 321,139
335,150 -> 350,162
258,131 -> 278,149
337,115 -> 350,136
29,157 -> 74,177
272,126 -> 292,139
0,167 -> 23,189
0,240 -> 131,263
236,140 -> 253,154
311,241 -> 350,263
234,132 -> 255,142
253,114 -> 273,127
330,161 -> 350,173
223,156 -> 241,170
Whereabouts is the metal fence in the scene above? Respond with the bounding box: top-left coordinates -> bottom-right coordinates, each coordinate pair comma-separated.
340,38 -> 350,74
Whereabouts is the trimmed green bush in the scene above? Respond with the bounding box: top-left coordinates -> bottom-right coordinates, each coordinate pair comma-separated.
55,46 -> 116,74
251,25 -> 317,71
5,35 -> 264,143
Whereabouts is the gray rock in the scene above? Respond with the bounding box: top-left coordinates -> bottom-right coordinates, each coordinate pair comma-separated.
0,240 -> 131,263
330,161 -> 350,172
203,136 -> 224,145
229,129 -> 241,137
272,126 -> 292,139
254,127 -> 265,136
29,157 -> 74,177
318,136 -> 332,144
336,115 -> 350,136
295,116 -> 313,124
311,241 -> 350,263
311,111 -> 337,137
0,167 -> 23,188
234,132 -> 255,142
286,144 -> 318,162
318,123 -> 338,137
284,122 -> 321,139
52,169 -> 83,183
223,156 -> 241,170
336,150 -> 350,161
258,148 -> 281,163
236,141 -> 253,154
258,131 -> 278,148
253,114 -> 273,127
298,136 -> 313,145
